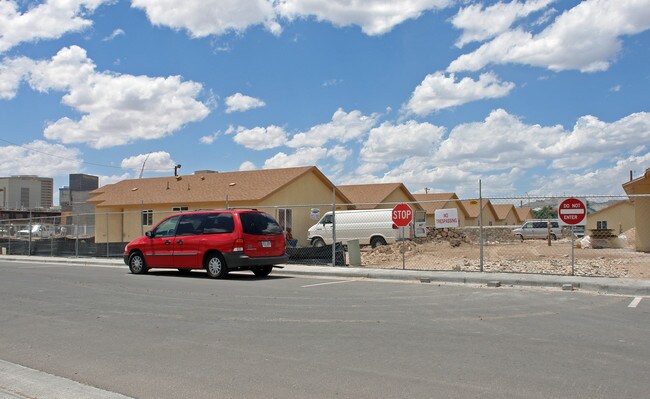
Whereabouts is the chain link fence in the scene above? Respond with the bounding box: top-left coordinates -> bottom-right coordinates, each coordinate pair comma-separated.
1,195 -> 648,278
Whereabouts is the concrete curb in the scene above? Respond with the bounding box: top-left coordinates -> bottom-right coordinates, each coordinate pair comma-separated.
1,255 -> 649,296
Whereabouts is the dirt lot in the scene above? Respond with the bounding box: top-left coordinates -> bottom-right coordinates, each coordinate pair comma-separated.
360,229 -> 650,279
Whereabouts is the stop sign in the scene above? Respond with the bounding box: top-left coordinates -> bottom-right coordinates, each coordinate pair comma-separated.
392,203 -> 413,227
558,197 -> 587,226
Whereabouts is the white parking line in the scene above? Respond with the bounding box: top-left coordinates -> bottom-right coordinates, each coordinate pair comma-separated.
301,280 -> 357,288
628,297 -> 643,308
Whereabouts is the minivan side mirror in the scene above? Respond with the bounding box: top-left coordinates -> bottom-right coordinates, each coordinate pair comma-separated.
145,231 -> 153,238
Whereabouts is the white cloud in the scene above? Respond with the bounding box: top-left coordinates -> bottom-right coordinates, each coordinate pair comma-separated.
0,0 -> 106,53
528,153 -> 650,196
345,109 -> 650,197
103,28 -> 125,41
360,120 -> 445,162
263,147 -> 328,169
239,161 -> 257,171
543,112 -> 650,168
327,145 -> 352,163
232,125 -> 288,150
1,46 -> 210,149
0,56 -> 33,99
288,108 -> 379,148
131,0 -> 281,38
0,140 -> 82,176
404,72 -> 515,116
120,151 -> 177,174
451,0 -> 554,48
97,173 -> 133,187
276,0 -> 453,36
225,92 -> 266,113
199,131 -> 220,144
435,109 -> 563,170
448,0 -> 650,73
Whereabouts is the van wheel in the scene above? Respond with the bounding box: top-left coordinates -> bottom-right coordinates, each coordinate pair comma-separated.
311,238 -> 325,247
370,237 -> 386,248
205,253 -> 228,279
253,266 -> 273,277
128,252 -> 148,274
550,233 -> 557,241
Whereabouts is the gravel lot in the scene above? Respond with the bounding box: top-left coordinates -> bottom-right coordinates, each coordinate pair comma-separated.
361,229 -> 650,279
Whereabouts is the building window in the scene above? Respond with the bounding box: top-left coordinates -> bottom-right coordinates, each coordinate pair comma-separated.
596,220 -> 608,230
142,210 -> 153,226
277,208 -> 293,232
172,206 -> 189,212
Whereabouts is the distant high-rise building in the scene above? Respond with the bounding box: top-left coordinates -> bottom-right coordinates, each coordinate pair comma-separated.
59,174 -> 99,227
0,175 -> 53,210
70,174 -> 99,192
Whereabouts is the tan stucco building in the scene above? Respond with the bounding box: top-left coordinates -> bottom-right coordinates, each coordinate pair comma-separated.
413,193 -> 469,227
586,200 -> 635,235
88,166 -> 352,247
514,207 -> 535,223
461,200 -> 499,227
622,168 -> 650,251
491,204 -> 520,226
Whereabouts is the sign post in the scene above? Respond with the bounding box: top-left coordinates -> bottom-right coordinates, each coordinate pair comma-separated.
558,197 -> 587,276
392,204 -> 413,270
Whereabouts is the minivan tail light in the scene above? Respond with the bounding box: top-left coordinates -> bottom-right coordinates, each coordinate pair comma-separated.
233,238 -> 244,252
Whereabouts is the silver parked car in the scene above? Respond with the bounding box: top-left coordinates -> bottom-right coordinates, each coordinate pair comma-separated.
512,220 -> 561,240
17,224 -> 55,239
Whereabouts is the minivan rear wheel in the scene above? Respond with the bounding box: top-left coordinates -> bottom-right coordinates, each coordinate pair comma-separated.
550,233 -> 557,241
205,253 -> 228,279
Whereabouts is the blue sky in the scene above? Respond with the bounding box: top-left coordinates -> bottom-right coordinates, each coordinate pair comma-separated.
1,0 -> 650,203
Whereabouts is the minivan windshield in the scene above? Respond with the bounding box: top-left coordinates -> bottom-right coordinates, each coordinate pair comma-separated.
240,213 -> 283,235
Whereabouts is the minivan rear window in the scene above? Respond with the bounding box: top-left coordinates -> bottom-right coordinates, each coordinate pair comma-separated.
239,213 -> 283,235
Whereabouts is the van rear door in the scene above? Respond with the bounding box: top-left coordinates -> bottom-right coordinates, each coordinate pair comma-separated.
238,212 -> 286,257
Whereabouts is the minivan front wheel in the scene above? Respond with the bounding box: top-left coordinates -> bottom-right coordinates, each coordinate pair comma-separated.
128,252 -> 148,274
311,238 -> 325,247
205,253 -> 228,279
550,233 -> 557,241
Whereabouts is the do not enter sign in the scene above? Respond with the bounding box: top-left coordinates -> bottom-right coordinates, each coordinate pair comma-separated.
558,197 -> 587,226
392,203 -> 413,227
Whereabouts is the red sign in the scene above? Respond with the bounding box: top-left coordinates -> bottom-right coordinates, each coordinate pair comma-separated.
392,203 -> 413,227
558,198 -> 586,226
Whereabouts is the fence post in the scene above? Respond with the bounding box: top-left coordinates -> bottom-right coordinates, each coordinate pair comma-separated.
479,180 -> 484,272
28,211 -> 32,256
75,217 -> 79,258
105,212 -> 109,258
332,187 -> 336,267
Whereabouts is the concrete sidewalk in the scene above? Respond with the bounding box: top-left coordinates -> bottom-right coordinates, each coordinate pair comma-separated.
2,254 -> 649,296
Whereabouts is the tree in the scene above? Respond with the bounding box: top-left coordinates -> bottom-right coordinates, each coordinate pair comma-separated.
534,205 -> 557,219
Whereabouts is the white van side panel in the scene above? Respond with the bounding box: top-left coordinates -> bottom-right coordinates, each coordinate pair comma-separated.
308,209 -> 402,245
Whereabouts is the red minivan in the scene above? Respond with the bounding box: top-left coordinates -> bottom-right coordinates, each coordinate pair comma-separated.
124,209 -> 288,278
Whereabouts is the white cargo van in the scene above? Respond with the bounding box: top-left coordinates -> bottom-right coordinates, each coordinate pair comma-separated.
308,209 -> 418,248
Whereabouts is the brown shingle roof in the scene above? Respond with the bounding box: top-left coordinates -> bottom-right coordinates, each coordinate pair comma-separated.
88,166 -> 343,207
514,207 -> 534,222
337,183 -> 417,209
459,199 -> 497,218
412,193 -> 469,217
491,204 -> 515,220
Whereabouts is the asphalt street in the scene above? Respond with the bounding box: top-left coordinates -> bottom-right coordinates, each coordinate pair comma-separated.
0,259 -> 648,398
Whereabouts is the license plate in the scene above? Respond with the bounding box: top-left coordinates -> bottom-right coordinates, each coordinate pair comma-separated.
261,240 -> 271,248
